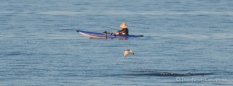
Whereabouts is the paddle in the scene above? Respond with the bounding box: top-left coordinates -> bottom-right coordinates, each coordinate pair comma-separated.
103,31 -> 116,39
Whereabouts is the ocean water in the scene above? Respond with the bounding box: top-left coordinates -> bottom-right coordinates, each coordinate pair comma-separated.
0,0 -> 233,86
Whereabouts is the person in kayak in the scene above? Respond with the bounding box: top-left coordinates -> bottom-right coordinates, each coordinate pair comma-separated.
115,22 -> 129,35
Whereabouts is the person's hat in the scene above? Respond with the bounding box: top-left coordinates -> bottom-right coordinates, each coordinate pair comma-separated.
120,22 -> 128,28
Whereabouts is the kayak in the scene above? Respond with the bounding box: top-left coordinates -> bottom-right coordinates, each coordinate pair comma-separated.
76,30 -> 144,38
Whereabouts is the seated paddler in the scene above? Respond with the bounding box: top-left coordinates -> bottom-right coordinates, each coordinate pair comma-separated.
115,22 -> 129,35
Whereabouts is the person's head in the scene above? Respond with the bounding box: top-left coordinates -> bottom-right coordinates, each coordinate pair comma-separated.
120,22 -> 128,29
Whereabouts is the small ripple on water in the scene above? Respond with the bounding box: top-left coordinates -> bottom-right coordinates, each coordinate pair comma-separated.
97,69 -> 214,78
124,71 -> 214,77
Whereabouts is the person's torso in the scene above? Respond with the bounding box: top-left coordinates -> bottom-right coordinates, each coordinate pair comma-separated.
121,28 -> 128,35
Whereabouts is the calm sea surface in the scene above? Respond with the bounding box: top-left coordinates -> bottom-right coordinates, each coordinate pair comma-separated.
0,0 -> 233,86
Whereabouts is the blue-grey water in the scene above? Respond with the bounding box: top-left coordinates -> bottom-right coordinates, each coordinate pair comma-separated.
1,0 -> 233,86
